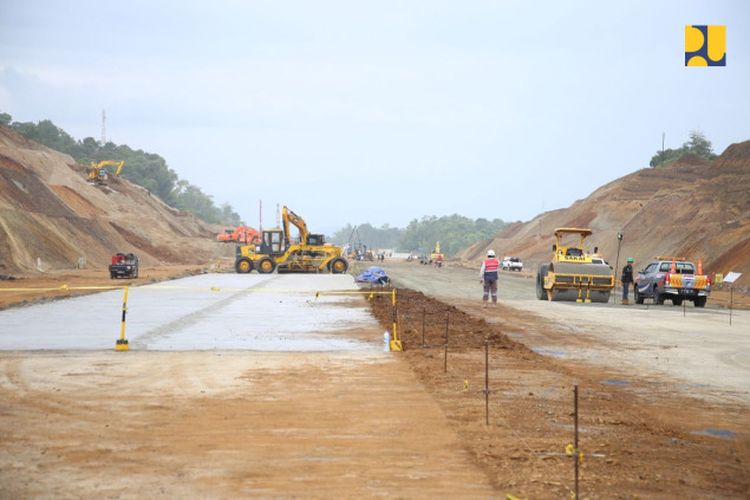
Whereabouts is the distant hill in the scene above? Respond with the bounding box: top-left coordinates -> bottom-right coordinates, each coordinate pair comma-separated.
458,141 -> 750,278
0,126 -> 229,274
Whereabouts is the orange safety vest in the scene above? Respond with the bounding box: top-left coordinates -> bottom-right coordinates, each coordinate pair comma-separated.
484,258 -> 500,273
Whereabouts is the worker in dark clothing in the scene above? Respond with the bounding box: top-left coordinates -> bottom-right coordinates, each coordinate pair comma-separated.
479,249 -> 500,307
621,257 -> 634,304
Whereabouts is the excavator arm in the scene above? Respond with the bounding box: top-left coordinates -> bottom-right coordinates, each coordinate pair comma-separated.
89,160 -> 125,178
282,206 -> 309,246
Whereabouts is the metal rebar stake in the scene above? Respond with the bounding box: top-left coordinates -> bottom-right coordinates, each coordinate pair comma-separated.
484,340 -> 489,425
443,311 -> 449,373
574,384 -> 580,499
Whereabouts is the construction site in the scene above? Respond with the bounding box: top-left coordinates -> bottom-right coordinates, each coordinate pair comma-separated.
0,119 -> 749,499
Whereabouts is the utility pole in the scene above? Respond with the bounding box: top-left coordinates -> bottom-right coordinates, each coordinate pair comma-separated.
100,109 -> 106,145
661,132 -> 666,153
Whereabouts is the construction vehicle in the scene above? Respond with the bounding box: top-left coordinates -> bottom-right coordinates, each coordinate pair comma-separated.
217,226 -> 261,245
535,228 -> 614,303
234,206 -> 348,274
634,257 -> 711,307
87,160 -> 125,185
109,253 -> 139,279
430,241 -> 444,263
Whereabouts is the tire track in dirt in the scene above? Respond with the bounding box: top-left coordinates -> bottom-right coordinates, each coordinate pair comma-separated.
131,277 -> 275,349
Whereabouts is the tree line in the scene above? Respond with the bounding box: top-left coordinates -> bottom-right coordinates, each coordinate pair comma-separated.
0,112 -> 242,226
649,130 -> 717,168
330,215 -> 506,257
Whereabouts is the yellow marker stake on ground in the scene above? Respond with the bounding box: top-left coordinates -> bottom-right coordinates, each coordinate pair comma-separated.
115,286 -> 129,351
390,288 -> 403,352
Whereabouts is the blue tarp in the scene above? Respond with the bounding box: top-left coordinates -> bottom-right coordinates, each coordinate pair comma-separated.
355,266 -> 390,284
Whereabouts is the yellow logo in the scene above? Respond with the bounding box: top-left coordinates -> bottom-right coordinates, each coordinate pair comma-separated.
685,25 -> 726,66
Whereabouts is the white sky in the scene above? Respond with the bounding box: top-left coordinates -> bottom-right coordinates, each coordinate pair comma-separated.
1,1 -> 748,232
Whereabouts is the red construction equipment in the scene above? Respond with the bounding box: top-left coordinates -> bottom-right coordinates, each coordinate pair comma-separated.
217,226 -> 261,245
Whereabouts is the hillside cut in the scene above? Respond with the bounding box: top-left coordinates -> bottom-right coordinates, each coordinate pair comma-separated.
0,127 -> 226,274
460,142 -> 750,277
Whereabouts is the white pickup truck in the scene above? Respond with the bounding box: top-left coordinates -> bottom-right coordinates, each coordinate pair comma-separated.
501,256 -> 523,272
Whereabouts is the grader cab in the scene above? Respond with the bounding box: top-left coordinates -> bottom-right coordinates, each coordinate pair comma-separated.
234,206 -> 348,274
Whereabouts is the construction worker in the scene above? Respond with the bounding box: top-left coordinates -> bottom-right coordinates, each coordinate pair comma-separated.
621,257 -> 634,304
479,249 -> 500,307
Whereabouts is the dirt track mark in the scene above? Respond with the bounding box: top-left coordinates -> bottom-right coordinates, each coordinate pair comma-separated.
131,277 -> 276,349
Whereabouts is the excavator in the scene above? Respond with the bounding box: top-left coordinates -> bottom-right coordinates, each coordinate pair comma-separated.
87,160 -> 125,185
234,206 -> 348,274
536,228 -> 614,303
217,226 -> 261,245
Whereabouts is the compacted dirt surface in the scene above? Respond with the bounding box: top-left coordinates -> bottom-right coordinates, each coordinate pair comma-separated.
366,287 -> 749,498
0,351 -> 495,498
377,260 -> 750,404
0,264 -> 219,310
1,264 -> 748,498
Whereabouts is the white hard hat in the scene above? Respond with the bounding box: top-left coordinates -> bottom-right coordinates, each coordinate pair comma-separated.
487,249 -> 496,257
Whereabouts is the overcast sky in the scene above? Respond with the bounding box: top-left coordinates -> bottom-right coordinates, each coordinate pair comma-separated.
1,1 -> 748,232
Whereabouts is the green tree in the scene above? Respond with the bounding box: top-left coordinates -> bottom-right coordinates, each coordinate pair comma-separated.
330,223 -> 404,249
2,111 -> 243,225
0,112 -> 11,126
650,130 -> 716,167
399,214 -> 505,256
684,130 -> 716,159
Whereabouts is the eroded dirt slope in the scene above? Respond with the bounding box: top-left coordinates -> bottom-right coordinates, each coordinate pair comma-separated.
459,144 -> 750,280
0,126 -> 230,274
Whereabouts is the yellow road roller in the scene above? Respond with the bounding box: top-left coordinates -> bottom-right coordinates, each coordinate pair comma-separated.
536,228 -> 614,303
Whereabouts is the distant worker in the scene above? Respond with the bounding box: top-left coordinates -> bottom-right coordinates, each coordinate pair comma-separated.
621,257 -> 634,305
479,249 -> 500,307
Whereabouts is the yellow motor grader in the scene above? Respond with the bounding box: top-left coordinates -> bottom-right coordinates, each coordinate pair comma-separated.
535,228 -> 614,303
235,206 -> 348,274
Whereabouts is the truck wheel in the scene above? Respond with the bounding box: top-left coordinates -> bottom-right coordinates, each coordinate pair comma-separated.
655,292 -> 665,305
634,286 -> 644,304
694,297 -> 707,308
235,258 -> 253,274
672,297 -> 683,306
110,272 -> 115,279
330,257 -> 348,274
257,257 -> 276,274
536,264 -> 548,300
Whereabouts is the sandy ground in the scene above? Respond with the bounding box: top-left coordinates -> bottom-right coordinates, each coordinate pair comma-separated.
0,265 -> 214,310
0,273 -> 496,498
0,351 -> 494,498
2,265 -> 748,497
377,260 -> 750,404
365,286 -> 750,498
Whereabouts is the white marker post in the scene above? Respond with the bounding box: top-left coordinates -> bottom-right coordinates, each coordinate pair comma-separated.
723,272 -> 743,326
